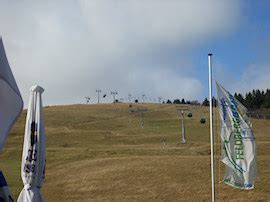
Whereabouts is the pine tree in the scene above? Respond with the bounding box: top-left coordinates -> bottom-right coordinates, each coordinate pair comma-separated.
181,98 -> 186,104
202,98 -> 209,106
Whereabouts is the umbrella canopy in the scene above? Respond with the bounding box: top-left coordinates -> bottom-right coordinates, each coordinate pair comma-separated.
0,37 -> 23,151
18,85 -> 45,202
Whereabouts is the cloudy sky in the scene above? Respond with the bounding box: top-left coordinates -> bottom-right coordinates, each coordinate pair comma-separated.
0,0 -> 269,106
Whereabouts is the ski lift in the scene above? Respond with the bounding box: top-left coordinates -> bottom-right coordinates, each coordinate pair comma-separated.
200,117 -> 206,124
85,96 -> 90,104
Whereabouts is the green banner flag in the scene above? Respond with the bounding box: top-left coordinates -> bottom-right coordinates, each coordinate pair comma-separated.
216,82 -> 257,189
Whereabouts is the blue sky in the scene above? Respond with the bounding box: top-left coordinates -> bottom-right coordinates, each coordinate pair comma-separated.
0,1 -> 269,105
198,1 -> 270,95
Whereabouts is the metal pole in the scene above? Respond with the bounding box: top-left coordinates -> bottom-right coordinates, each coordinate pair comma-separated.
142,94 -> 145,103
110,91 -> 118,103
208,53 -> 215,202
181,110 -> 186,144
96,89 -> 101,104
141,112 -> 144,128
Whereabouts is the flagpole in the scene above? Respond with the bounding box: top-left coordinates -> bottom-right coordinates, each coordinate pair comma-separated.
208,53 -> 215,202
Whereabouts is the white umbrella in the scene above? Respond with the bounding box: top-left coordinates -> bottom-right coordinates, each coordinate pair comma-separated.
18,85 -> 46,202
0,37 -> 23,150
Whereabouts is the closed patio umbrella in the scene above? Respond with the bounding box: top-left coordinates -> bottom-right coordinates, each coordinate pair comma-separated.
18,85 -> 45,202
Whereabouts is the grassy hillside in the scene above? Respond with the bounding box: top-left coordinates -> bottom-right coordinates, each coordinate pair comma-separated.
0,103 -> 269,201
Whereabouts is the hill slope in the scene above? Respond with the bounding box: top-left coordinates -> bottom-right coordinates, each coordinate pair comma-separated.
0,103 -> 269,201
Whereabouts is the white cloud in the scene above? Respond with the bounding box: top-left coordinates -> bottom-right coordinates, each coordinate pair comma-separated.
214,61 -> 270,96
0,0 -> 241,105
236,64 -> 270,93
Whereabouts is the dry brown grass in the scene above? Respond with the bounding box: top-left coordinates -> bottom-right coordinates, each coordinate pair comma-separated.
0,103 -> 269,201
